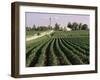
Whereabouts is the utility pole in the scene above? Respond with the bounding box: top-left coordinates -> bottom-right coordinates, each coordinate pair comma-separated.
49,17 -> 51,26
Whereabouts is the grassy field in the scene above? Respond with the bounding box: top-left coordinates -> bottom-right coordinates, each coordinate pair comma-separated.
26,30 -> 89,67
26,30 -> 44,37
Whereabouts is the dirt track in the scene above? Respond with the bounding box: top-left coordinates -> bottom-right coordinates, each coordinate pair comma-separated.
26,30 -> 54,42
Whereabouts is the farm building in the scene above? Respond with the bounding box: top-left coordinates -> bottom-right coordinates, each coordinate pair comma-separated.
66,27 -> 72,31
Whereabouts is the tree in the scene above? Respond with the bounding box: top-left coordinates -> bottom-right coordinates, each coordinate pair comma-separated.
54,23 -> 60,30
81,24 -> 88,30
26,26 -> 31,31
32,24 -> 36,30
72,22 -> 78,30
78,23 -> 82,30
67,22 -> 72,28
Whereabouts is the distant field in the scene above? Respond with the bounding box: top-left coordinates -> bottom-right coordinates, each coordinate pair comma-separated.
26,30 -> 89,67
26,30 -> 44,37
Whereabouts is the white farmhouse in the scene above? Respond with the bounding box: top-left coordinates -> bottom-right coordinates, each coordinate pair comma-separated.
63,26 -> 72,31
66,27 -> 72,31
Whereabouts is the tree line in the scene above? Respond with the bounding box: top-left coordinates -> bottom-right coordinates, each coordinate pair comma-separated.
26,22 -> 89,31
67,22 -> 88,30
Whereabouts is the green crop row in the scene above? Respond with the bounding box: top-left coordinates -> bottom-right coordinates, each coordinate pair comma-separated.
58,38 -> 84,64
26,31 -> 89,67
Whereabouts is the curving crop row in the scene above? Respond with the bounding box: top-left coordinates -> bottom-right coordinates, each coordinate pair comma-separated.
54,38 -> 71,65
66,38 -> 89,51
26,41 -> 43,60
26,31 -> 89,67
45,39 -> 59,66
26,36 -> 50,60
61,38 -> 89,64
58,38 -> 84,64
35,39 -> 53,67
26,39 -> 50,67
63,38 -> 89,56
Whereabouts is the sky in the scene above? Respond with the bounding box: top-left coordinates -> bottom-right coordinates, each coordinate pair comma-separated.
25,12 -> 90,28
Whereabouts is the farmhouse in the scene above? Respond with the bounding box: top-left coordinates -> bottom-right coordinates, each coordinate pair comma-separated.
62,26 -> 72,31
66,27 -> 72,31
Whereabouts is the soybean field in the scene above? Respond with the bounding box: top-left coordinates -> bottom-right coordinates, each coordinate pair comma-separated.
26,30 -> 89,67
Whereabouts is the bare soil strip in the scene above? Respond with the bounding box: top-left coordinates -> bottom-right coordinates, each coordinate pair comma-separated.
26,30 -> 54,42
